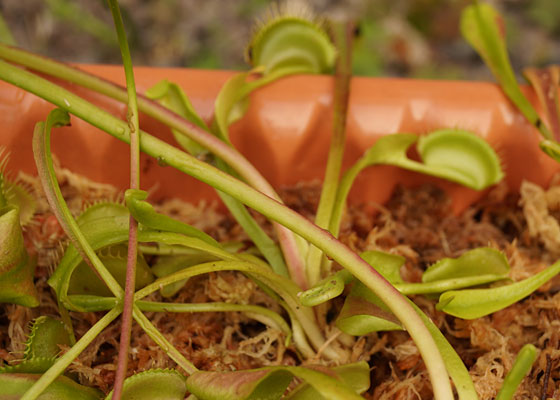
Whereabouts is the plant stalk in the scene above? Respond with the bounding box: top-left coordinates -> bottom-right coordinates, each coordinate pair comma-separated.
132,306 -> 198,375
107,0 -> 140,398
306,20 -> 354,286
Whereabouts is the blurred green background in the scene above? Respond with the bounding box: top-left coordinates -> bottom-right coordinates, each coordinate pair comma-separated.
1,0 -> 560,81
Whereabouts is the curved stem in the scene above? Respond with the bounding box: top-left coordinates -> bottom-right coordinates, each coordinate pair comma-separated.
33,115 -> 123,298
0,61 -> 454,399
329,160 -> 364,238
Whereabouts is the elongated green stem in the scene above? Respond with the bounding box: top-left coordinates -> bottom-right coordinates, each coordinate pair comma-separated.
0,62 -> 453,399
330,160 -> 363,238
215,159 -> 288,277
107,0 -> 140,398
397,274 -> 508,295
33,113 -> 123,298
132,305 -> 198,374
21,308 -> 121,400
306,20 -> 354,286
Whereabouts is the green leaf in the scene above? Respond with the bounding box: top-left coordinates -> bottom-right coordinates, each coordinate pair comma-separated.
360,250 -> 405,284
437,258 -> 560,319
4,181 -> 37,227
335,282 -> 403,335
460,2 -> 548,139
77,202 -> 130,226
68,244 -> 154,297
0,373 -> 102,400
48,213 -> 131,306
298,270 -> 352,307
24,316 -> 72,360
34,108 -> 125,301
125,189 -> 219,247
331,130 -> 503,237
422,247 -> 509,282
212,73 -> 251,143
356,130 -> 502,190
0,358 -> 57,374
145,80 -> 209,156
415,129 -> 504,190
363,130 -> 504,190
285,362 -> 370,399
151,253 -> 218,297
246,8 -> 336,75
0,206 -> 39,307
335,251 -> 405,335
104,369 -> 187,400
49,216 -> 234,311
186,364 -> 364,400
496,344 -> 537,400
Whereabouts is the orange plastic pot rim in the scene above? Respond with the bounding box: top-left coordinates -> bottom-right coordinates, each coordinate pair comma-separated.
0,65 -> 558,213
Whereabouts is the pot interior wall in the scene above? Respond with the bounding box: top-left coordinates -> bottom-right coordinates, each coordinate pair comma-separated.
1,65 -> 558,210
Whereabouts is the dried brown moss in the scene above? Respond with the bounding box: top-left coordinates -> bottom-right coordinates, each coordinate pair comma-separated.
1,169 -> 559,398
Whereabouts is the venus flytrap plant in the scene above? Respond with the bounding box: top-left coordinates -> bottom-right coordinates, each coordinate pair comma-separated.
104,369 -> 187,400
25,107 -> 202,399
0,316 -> 73,376
1,316 -> 185,400
0,2 -> 536,399
329,129 -> 504,238
0,59 -> 460,398
0,150 -> 39,307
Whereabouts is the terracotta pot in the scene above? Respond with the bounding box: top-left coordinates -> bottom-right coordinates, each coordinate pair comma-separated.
1,65 -> 558,211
